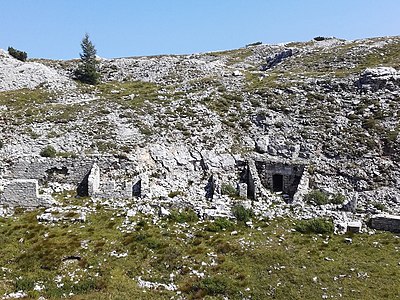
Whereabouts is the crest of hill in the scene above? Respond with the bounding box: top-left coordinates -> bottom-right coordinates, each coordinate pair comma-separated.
0,49 -> 75,92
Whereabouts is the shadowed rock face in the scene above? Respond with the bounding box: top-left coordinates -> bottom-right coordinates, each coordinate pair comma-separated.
0,36 -> 399,224
261,48 -> 293,70
357,67 -> 400,91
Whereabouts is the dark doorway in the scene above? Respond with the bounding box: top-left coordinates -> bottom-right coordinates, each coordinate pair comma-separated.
132,180 -> 141,197
77,172 -> 89,197
272,174 -> 283,192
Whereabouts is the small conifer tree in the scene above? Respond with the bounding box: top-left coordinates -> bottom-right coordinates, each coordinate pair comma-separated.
74,33 -> 100,85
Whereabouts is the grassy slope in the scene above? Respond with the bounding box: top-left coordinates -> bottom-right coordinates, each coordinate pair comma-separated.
0,203 -> 399,299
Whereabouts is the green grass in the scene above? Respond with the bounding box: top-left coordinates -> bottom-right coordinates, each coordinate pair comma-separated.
1,205 -> 399,300
208,48 -> 253,65
96,80 -> 161,110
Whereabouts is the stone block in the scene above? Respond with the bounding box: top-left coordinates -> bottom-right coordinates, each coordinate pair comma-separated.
123,181 -> 133,199
238,183 -> 248,198
88,163 -> 100,196
347,221 -> 362,233
370,214 -> 400,233
2,179 -> 39,207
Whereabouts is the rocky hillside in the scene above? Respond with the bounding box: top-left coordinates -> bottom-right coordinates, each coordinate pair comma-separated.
0,36 -> 400,300
0,36 -> 399,220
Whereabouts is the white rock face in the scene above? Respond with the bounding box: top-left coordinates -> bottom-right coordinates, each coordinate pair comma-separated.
362,67 -> 399,78
0,49 -> 75,91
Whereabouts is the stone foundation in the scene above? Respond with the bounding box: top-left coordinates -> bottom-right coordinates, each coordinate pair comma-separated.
369,214 -> 400,233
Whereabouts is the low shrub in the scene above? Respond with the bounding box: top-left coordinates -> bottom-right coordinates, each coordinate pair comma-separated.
305,190 -> 329,205
8,46 -> 27,61
15,277 -> 35,291
168,190 -> 184,198
206,218 -> 235,232
331,193 -> 346,205
199,276 -> 229,296
232,205 -> 253,223
246,41 -> 262,47
372,202 -> 386,211
295,218 -> 334,234
168,208 -> 199,223
314,36 -> 328,41
40,145 -> 57,158
221,183 -> 237,197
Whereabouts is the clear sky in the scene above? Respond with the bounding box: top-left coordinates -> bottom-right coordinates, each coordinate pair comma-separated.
0,0 -> 399,59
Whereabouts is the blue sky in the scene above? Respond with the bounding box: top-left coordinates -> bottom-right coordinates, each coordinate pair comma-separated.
0,0 -> 399,59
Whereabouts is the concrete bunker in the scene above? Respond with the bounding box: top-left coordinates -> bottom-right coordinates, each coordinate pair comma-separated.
254,160 -> 305,201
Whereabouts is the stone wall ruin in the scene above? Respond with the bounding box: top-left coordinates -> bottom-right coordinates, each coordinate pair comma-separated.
0,179 -> 54,207
2,155 -> 310,207
239,158 -> 308,202
369,214 -> 400,233
255,161 -> 304,199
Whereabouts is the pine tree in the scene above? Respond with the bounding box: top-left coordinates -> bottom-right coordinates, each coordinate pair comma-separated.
75,33 -> 100,85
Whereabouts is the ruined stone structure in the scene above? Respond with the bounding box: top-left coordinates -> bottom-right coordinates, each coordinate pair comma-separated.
243,157 -> 308,202
369,214 -> 400,233
2,154 -> 308,207
0,157 -> 154,206
0,179 -> 54,207
255,161 -> 304,197
6,158 -> 94,185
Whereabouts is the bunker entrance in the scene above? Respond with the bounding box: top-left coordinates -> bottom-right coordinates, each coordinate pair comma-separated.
272,174 -> 283,192
255,161 -> 304,201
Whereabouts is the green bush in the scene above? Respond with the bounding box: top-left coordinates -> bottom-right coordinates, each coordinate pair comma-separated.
314,36 -> 328,41
40,145 -> 57,158
168,208 -> 199,223
295,218 -> 334,234
331,193 -> 346,205
372,202 -> 386,211
15,277 -> 35,291
8,46 -> 27,61
232,205 -> 253,223
221,183 -> 237,197
168,190 -> 184,198
305,190 -> 329,205
246,41 -> 262,47
199,276 -> 229,296
206,218 -> 235,232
